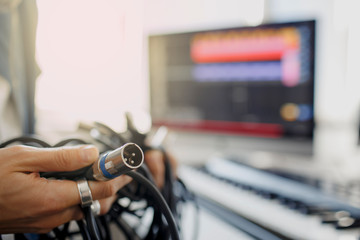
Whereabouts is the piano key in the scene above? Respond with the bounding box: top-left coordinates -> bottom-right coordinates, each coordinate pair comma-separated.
179,164 -> 360,239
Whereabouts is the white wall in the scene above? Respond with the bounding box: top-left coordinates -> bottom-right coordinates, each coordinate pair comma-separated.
35,0 -> 148,135
144,0 -> 266,34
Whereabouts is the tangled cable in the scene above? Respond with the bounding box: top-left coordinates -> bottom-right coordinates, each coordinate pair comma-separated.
0,114 -> 199,240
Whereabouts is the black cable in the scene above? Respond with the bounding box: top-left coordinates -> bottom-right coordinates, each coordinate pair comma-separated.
138,164 -> 156,185
94,121 -> 127,145
160,148 -> 180,239
52,222 -> 70,240
125,171 -> 180,240
95,217 -> 106,240
113,216 -> 141,240
53,138 -> 89,147
51,228 -> 62,240
76,220 -> 91,240
0,136 -> 51,148
1,132 -> 190,240
98,216 -> 112,240
162,150 -> 176,213
92,137 -> 116,150
14,234 -> 28,240
83,206 -> 101,240
145,208 -> 162,240
177,179 -> 200,240
117,187 -> 144,202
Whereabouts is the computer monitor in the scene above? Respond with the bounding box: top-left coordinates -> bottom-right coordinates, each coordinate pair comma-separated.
148,20 -> 316,156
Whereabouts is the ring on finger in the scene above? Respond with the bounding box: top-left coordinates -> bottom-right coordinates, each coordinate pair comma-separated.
76,179 -> 93,207
91,200 -> 101,216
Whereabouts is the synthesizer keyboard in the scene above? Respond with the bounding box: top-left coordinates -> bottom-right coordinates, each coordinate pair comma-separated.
179,157 -> 360,240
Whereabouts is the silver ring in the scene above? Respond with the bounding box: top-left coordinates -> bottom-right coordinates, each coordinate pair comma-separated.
91,200 -> 101,216
76,179 -> 93,207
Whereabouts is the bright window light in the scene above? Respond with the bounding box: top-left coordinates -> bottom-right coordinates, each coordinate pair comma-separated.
35,0 -> 148,133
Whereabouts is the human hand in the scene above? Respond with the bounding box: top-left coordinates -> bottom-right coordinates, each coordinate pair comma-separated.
0,145 -> 131,234
144,149 -> 178,189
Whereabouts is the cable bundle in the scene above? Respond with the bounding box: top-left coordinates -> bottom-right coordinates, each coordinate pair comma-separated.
0,115 -> 198,240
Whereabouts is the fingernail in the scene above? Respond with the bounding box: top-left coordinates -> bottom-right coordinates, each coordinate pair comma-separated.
80,145 -> 98,162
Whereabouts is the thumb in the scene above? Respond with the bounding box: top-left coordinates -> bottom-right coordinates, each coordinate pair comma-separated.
15,145 -> 99,172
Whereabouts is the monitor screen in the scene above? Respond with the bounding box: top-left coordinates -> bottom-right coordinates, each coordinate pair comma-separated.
148,20 -> 316,144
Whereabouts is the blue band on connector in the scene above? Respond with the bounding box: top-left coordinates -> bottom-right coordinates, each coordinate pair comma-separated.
99,153 -> 116,179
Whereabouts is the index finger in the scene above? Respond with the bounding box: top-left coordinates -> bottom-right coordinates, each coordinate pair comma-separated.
10,145 -> 99,172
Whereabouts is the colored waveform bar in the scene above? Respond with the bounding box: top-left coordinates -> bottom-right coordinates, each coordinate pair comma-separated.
152,120 -> 284,138
192,60 -> 301,86
191,27 -> 300,63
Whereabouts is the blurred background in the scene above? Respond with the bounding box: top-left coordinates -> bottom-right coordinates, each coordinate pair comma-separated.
35,0 -> 360,180
33,0 -> 360,239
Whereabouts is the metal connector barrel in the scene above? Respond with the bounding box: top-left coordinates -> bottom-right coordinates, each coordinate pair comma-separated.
89,143 -> 144,181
